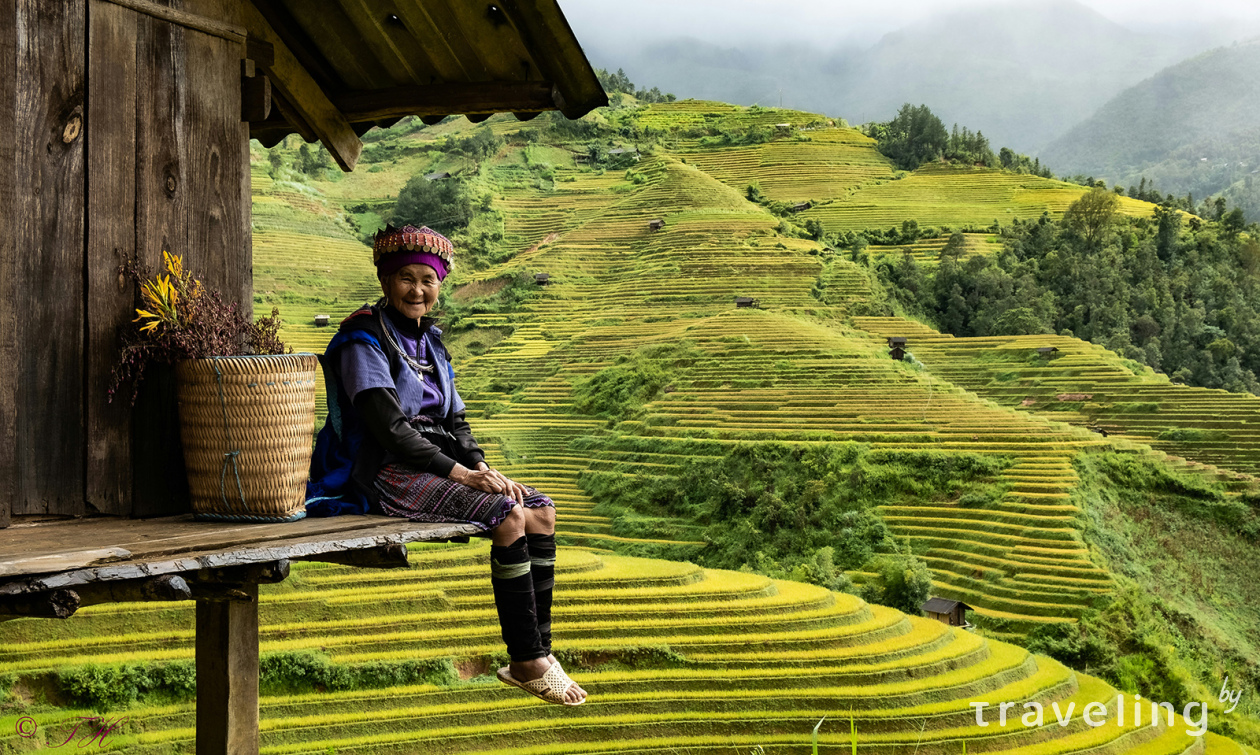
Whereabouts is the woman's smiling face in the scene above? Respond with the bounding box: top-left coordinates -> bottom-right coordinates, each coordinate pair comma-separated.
382,263 -> 440,319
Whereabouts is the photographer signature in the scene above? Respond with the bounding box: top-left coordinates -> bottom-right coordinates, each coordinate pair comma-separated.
15,714 -> 128,748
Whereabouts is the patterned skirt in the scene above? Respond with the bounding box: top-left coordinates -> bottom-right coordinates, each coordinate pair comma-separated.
374,463 -> 554,531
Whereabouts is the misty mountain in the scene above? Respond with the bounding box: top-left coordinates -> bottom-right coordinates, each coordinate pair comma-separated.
588,0 -> 1206,153
1038,39 -> 1260,219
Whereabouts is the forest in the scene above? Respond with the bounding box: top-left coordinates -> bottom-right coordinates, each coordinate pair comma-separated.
867,189 -> 1260,395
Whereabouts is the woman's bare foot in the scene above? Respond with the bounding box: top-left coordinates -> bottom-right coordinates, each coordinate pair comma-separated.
546,654 -> 587,703
509,655 -> 586,704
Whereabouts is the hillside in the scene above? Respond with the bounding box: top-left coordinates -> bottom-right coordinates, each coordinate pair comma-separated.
1039,39 -> 1260,220
596,0 -> 1203,153
250,102 -> 1254,745
4,100 -> 1257,753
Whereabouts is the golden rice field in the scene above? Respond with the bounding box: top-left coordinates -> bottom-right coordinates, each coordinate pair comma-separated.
0,541 -> 1228,754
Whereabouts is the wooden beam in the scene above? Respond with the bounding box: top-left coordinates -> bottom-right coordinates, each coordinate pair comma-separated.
241,70 -> 271,122
76,573 -> 192,607
238,2 -> 360,171
333,80 -> 554,123
0,573 -> 199,618
99,0 -> 245,44
0,588 -> 79,618
190,559 -> 290,586
294,543 -> 409,569
494,0 -> 607,119
196,581 -> 259,755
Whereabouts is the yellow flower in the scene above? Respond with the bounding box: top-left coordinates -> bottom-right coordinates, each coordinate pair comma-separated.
162,250 -> 184,279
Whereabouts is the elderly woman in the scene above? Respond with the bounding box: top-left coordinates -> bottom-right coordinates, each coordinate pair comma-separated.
304,223 -> 585,706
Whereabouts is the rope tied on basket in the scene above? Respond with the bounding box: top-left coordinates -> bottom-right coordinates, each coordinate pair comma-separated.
211,357 -> 249,513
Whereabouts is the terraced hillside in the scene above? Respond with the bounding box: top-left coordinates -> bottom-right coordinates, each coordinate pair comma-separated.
0,541 -> 1228,754
850,317 -> 1260,487
797,163 -> 1155,233
138,101 -> 1260,751
867,233 -> 1004,264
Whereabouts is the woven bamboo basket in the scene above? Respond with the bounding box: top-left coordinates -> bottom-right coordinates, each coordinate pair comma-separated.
175,353 -> 319,522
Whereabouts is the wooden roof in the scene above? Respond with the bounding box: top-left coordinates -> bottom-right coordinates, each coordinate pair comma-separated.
245,0 -> 607,168
921,597 -> 969,613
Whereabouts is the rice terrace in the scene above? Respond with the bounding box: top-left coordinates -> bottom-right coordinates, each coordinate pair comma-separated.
3,2 -> 1260,753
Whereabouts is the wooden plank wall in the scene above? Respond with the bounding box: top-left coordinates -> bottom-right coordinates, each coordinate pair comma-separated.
102,0 -> 251,517
11,0 -> 88,518
1,0 -> 250,524
86,0 -> 139,514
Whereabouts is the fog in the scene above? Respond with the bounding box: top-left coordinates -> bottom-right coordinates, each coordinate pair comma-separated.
564,0 -> 1260,53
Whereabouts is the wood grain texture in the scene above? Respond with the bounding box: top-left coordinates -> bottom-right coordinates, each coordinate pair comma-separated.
0,515 -> 481,596
0,0 -> 18,528
335,81 -> 555,122
100,0 -> 244,43
239,0 -> 360,171
86,0 -> 139,514
132,3 -> 190,515
183,3 -> 247,315
13,0 -> 87,516
195,581 -> 259,755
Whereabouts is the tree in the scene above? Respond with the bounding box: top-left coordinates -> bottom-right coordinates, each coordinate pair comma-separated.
804,219 -> 824,241
1063,188 -> 1119,249
1153,202 -> 1181,262
877,104 -> 949,170
939,232 -> 967,261
393,175 -> 473,231
297,143 -> 331,176
1221,208 -> 1246,238
863,552 -> 933,614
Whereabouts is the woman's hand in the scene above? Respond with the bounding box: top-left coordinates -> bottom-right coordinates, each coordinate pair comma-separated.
457,462 -> 525,505
450,464 -> 509,495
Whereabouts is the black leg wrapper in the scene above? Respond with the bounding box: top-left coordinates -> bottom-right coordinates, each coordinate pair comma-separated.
527,532 -> 557,655
490,536 -> 547,663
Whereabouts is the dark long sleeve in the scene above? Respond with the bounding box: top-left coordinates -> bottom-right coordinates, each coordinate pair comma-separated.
450,410 -> 486,468
353,386 -> 458,476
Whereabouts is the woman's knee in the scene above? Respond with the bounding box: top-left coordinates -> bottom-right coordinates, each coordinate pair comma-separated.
492,504 -> 526,542
525,505 -> 555,531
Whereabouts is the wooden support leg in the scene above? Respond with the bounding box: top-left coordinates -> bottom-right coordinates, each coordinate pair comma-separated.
195,581 -> 259,755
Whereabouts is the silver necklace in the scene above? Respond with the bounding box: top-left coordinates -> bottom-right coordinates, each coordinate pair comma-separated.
378,306 -> 435,376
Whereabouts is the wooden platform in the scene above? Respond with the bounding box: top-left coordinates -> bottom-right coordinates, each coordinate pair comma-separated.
0,513 -> 481,593
0,512 -> 484,755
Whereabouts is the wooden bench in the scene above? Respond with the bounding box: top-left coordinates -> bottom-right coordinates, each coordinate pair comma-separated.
0,514 -> 481,754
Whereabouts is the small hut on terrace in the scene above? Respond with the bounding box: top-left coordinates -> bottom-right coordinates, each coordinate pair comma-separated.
921,597 -> 972,627
0,1 -> 604,752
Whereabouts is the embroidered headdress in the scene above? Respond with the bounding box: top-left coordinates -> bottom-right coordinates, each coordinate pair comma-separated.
373,224 -> 454,281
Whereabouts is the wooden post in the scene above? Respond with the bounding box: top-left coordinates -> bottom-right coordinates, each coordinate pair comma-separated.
195,580 -> 259,755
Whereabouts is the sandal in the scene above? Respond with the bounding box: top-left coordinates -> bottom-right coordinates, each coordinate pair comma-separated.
497,661 -> 586,706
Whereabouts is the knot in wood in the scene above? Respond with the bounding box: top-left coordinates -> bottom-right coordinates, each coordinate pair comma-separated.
62,115 -> 81,144
165,175 -> 177,193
